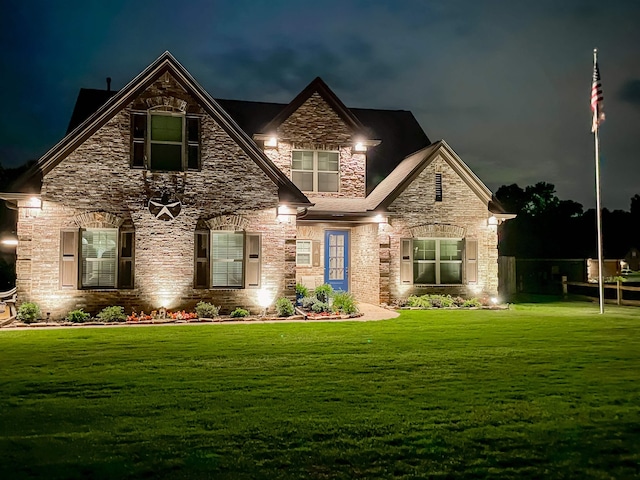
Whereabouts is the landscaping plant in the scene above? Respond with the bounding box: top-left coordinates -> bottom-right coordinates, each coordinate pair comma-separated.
230,308 -> 250,318
331,291 -> 358,315
16,302 -> 41,323
65,309 -> 91,323
313,283 -> 333,303
96,306 -> 127,322
275,297 -> 295,317
195,301 -> 220,319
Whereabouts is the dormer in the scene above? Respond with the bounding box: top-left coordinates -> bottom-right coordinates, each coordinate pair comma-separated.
254,78 -> 380,198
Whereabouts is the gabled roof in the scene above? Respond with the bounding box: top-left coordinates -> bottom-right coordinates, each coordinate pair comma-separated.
260,77 -> 368,136
17,51 -> 311,206
302,141 -> 501,219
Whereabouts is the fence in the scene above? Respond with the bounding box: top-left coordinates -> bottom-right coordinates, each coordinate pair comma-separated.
562,276 -> 640,306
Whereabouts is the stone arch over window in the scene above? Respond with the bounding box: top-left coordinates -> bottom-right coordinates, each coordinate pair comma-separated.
409,224 -> 465,239
73,211 -> 125,229
206,215 -> 250,231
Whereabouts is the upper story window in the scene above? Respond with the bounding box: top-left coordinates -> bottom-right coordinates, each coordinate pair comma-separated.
131,110 -> 200,171
292,150 -> 339,192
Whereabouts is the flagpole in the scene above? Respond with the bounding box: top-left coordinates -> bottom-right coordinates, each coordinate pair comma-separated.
593,48 -> 605,314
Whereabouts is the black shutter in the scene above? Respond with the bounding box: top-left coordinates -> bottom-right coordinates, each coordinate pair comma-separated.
187,116 -> 200,170
131,113 -> 146,168
118,231 -> 135,289
194,230 -> 210,288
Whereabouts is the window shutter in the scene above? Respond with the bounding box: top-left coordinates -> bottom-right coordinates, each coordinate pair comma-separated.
118,231 -> 135,289
60,230 -> 78,289
465,239 -> 478,284
312,240 -> 321,267
400,238 -> 413,284
194,230 -> 210,289
245,234 -> 261,288
186,116 -> 200,170
131,113 -> 146,168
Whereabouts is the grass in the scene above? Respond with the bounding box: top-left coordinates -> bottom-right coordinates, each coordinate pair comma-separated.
1,302 -> 640,479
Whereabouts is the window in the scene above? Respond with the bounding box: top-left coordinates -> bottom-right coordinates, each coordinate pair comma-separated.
292,150 -> 339,192
130,111 -> 200,171
401,238 -> 464,285
60,228 -> 135,289
195,231 -> 261,289
296,240 -> 312,266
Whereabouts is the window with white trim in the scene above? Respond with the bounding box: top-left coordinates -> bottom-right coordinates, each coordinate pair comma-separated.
296,240 -> 313,266
292,150 -> 339,192
131,111 -> 200,171
194,230 -> 261,289
401,238 -> 463,285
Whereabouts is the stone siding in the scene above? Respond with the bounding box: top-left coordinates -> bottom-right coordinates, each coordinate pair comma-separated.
17,73 -> 292,319
385,154 -> 498,302
265,93 -> 366,198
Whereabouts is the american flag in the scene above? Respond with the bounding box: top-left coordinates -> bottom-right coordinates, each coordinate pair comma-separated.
591,58 -> 605,132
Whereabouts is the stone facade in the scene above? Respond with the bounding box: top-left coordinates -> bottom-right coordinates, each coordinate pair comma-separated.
264,93 -> 366,198
17,73 -> 292,318
12,55 -> 502,319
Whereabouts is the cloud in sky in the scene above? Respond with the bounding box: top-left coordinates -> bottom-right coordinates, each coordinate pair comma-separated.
1,0 -> 639,210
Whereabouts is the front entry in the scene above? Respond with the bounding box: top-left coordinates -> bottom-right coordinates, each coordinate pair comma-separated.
324,230 -> 349,292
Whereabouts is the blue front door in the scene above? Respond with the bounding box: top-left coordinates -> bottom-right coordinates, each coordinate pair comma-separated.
324,230 -> 349,292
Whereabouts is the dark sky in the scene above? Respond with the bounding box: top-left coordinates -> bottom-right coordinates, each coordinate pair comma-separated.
1,0 -> 639,210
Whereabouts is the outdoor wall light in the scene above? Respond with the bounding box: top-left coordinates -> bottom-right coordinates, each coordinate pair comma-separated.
487,216 -> 499,226
373,214 -> 388,224
1,233 -> 18,246
354,142 -> 366,152
264,137 -> 278,148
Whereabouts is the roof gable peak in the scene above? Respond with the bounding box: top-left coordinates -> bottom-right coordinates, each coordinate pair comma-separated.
261,76 -> 365,134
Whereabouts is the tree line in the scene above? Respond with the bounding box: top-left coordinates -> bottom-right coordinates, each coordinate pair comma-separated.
496,182 -> 640,259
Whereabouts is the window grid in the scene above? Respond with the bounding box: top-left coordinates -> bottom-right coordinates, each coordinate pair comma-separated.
81,228 -> 118,289
291,150 -> 339,192
413,238 -> 462,285
296,240 -> 313,266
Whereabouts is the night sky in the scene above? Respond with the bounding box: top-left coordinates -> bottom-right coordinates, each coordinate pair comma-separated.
1,0 -> 639,210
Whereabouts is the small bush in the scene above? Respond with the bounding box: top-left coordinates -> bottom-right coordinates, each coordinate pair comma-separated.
230,308 -> 250,318
295,283 -> 309,297
406,295 -> 430,308
462,298 -> 482,308
453,296 -> 466,307
311,301 -> 330,313
195,301 -> 220,318
97,306 -> 126,322
314,283 -> 334,303
16,302 -> 41,323
429,295 -> 443,308
275,297 -> 295,317
332,291 -> 358,315
66,309 -> 90,323
301,295 -> 318,310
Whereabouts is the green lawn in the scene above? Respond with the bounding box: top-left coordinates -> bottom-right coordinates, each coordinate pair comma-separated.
1,302 -> 639,479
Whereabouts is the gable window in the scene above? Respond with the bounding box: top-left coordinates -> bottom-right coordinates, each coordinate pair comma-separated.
130,111 -> 200,171
435,173 -> 443,202
194,230 -> 261,289
401,238 -> 464,285
60,228 -> 135,289
296,240 -> 313,266
292,150 -> 339,192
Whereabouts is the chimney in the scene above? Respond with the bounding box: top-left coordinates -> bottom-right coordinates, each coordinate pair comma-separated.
106,77 -> 112,92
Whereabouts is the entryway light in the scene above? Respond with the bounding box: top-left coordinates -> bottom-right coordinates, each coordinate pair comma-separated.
264,137 -> 278,147
487,216 -> 498,226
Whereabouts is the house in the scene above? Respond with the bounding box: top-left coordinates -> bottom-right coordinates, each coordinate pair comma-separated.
1,52 -> 512,318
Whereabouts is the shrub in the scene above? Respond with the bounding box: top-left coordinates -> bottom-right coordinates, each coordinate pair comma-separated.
311,301 -> 330,313
301,295 -> 318,310
230,308 -> 250,318
275,297 -> 295,317
66,309 -> 90,323
332,291 -> 358,315
406,295 -> 430,308
195,301 -> 220,318
16,302 -> 41,323
295,283 -> 309,297
97,306 -> 126,322
429,295 -> 443,308
314,283 -> 334,303
462,298 -> 482,308
453,296 -> 466,307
